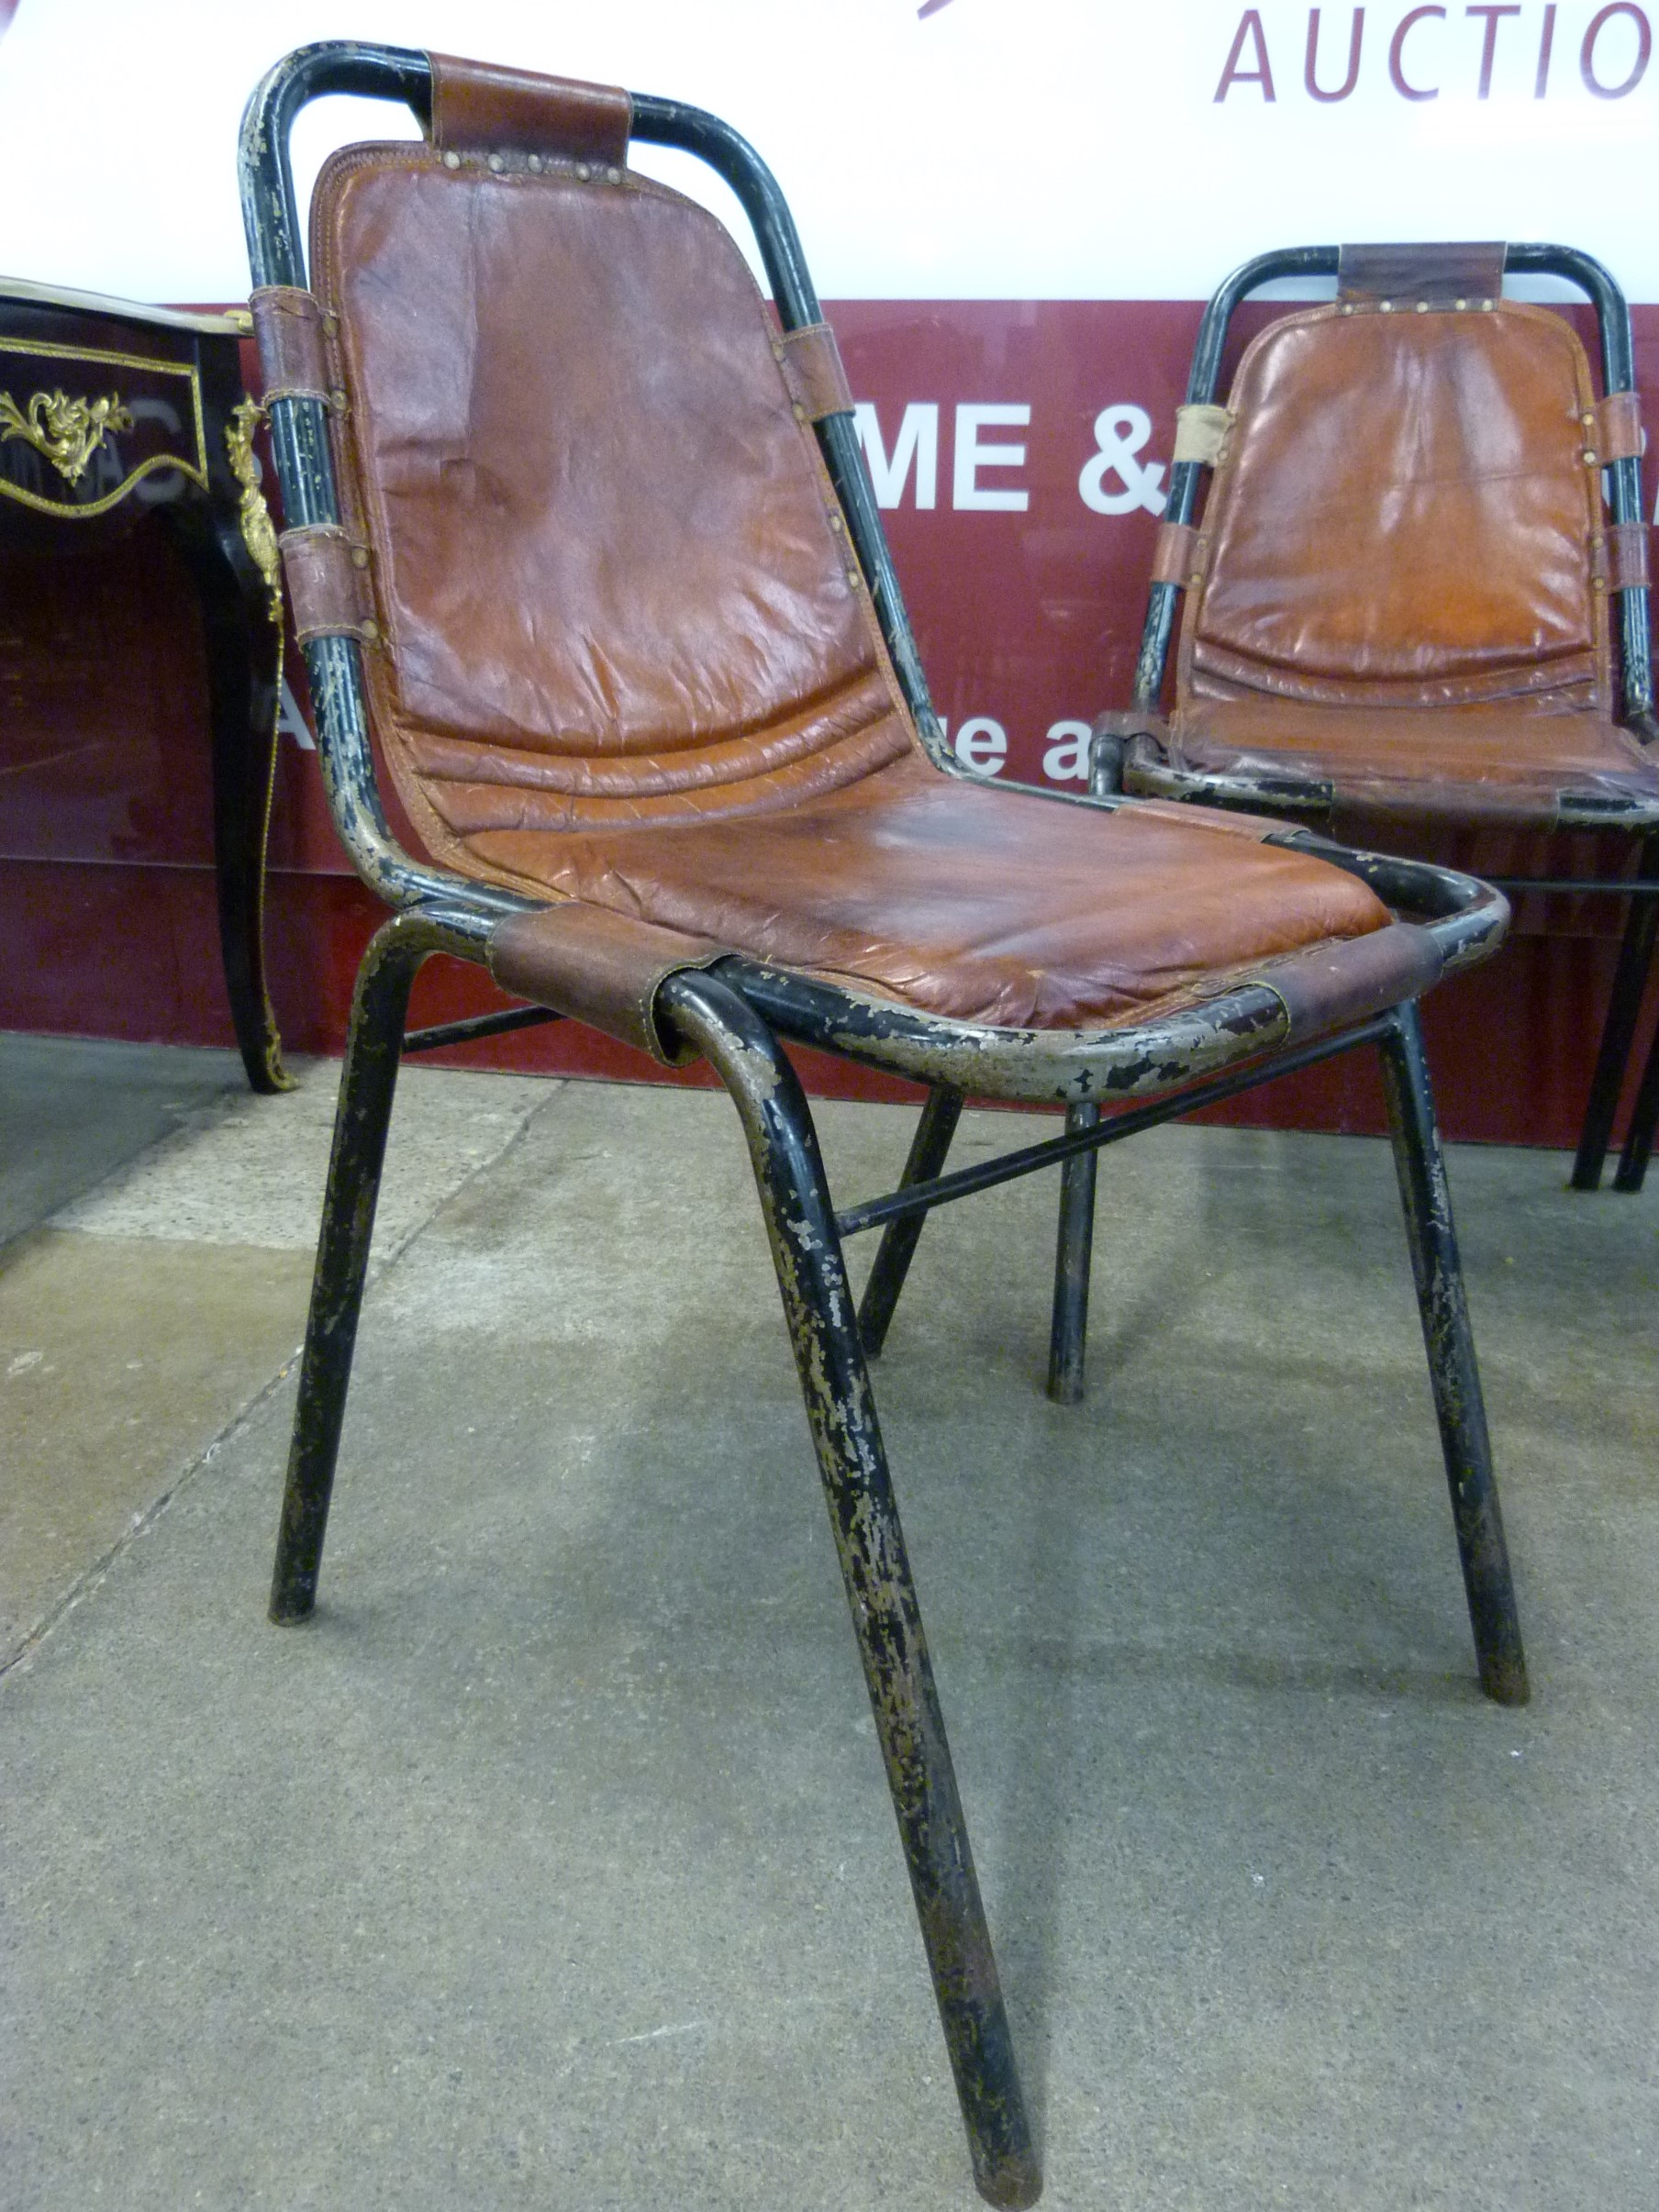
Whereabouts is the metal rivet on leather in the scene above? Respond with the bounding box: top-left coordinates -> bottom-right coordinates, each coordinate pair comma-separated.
1379,300 -> 1394,313
361,618 -> 380,640
529,155 -> 542,173
1584,450 -> 1599,465
792,402 -> 806,422
575,163 -> 591,181
607,167 -> 622,184
351,546 -> 370,570
329,388 -> 348,411
1482,299 -> 1496,310
1455,298 -> 1468,311
487,153 -> 504,172
442,151 -> 461,170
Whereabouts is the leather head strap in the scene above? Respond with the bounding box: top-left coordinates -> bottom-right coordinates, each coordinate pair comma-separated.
427,51 -> 631,168
1338,240 -> 1506,306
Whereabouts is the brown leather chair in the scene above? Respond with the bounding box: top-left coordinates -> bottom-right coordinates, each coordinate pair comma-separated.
241,51 -> 1527,2206
1103,242 -> 1659,1194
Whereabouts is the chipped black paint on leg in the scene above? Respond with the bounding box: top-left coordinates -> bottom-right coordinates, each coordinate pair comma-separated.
269,916 -> 424,1624
1048,1102 -> 1100,1404
858,1087 -> 963,1357
660,973 -> 1041,2210
1612,998 -> 1659,1190
1379,1004 -> 1529,1706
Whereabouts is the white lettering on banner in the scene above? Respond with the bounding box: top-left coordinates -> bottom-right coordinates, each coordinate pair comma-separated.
953,406 -> 1030,512
1041,721 -> 1095,782
853,401 -> 939,509
941,717 -> 1096,782
941,717 -> 1010,773
1216,4 -> 1653,101
1079,406 -> 1169,516
279,678 -> 316,750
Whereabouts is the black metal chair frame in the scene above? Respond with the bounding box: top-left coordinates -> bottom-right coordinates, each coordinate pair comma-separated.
1107,244 -> 1659,1195
242,50 -> 1530,2206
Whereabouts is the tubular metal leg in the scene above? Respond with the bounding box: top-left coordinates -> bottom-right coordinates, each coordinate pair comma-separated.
1572,836 -> 1659,1190
1613,1003 -> 1659,1192
857,1087 -> 963,1356
1047,1102 -> 1100,1405
662,974 -> 1040,2211
1378,1005 -> 1529,1706
269,917 -> 425,1624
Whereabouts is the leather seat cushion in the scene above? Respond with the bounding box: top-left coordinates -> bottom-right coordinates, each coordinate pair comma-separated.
462,754 -> 1395,1029
1164,699 -> 1659,826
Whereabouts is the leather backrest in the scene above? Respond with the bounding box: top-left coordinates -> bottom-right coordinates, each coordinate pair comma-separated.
1179,300 -> 1612,717
306,114 -> 913,870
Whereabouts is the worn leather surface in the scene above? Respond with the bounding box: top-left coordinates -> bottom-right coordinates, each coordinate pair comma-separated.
280,523 -> 378,645
1154,699 -> 1659,828
1185,301 -> 1609,709
312,146 -> 909,854
487,901 -> 722,1063
778,323 -> 854,421
1337,241 -> 1505,306
250,285 -> 330,403
427,51 -> 630,165
307,116 -> 1403,1036
466,754 -> 1393,1030
1152,294 -> 1659,828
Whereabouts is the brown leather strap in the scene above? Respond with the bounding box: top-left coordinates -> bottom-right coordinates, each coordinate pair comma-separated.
428,52 -> 630,168
1151,521 -> 1203,589
1597,388 -> 1644,463
1251,919 -> 1445,1044
280,524 -> 380,646
1337,241 -> 1506,306
777,323 -> 853,421
1605,520 -> 1652,592
251,285 -> 334,406
486,901 -> 725,1064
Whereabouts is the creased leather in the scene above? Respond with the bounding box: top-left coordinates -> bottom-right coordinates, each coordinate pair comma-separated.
1186,301 -> 1607,705
462,753 -> 1394,1031
1151,292 -> 1659,832
486,900 -> 723,1062
427,51 -> 630,166
251,284 -> 331,403
306,113 -> 1416,1035
312,144 -> 904,858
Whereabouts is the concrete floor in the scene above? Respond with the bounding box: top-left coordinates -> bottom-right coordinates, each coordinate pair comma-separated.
2,1032 -> 1655,2210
